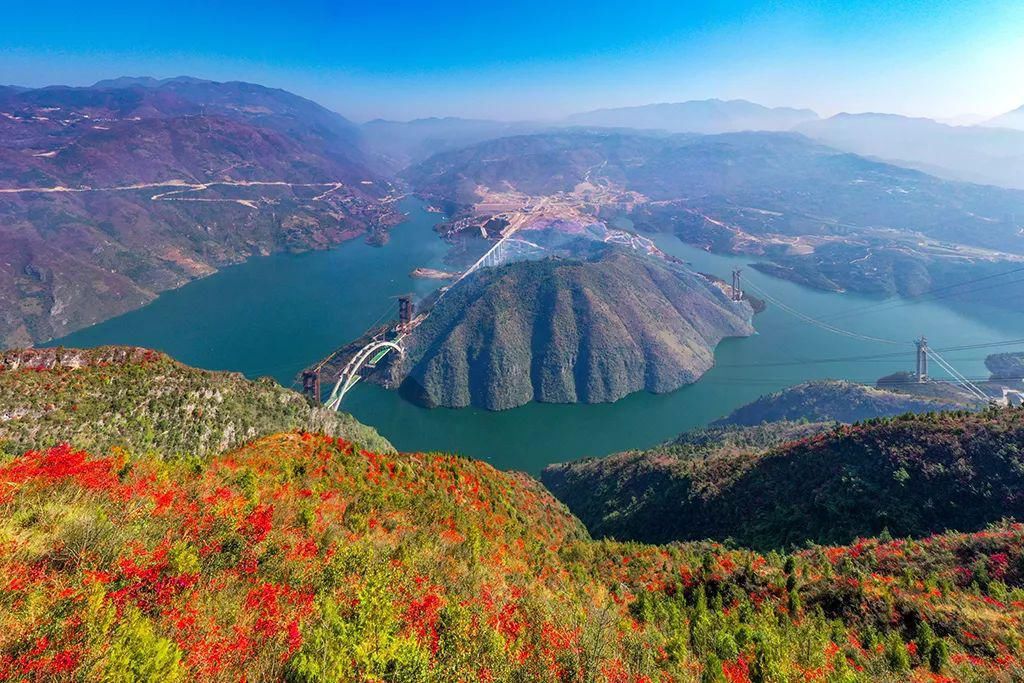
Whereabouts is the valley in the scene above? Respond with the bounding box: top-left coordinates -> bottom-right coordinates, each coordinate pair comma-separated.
46,198 -> 1024,472
407,130 -> 1024,317
9,2 -> 1024,678
8,78 -> 1024,474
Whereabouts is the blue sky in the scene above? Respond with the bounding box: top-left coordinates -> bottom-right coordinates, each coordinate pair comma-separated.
1,0 -> 1021,122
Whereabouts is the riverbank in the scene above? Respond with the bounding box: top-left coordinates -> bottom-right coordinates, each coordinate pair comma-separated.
47,198 -> 1024,473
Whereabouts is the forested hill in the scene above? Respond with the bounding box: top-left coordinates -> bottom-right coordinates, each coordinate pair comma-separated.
0,346 -> 1023,680
543,407 -> 1024,549
713,379 -> 977,426
393,246 -> 754,410
0,79 -> 397,347
0,346 -> 393,457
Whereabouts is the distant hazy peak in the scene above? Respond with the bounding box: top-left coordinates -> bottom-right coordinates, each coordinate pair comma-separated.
91,75 -> 213,89
583,98 -> 815,114
798,110 -> 1024,189
988,104 -> 1024,131
365,116 -> 506,126
825,111 -> 937,123
564,98 -> 819,134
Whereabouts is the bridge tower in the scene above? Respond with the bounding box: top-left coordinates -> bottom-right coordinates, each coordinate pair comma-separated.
915,336 -> 929,382
731,269 -> 743,302
398,295 -> 414,332
301,369 -> 321,404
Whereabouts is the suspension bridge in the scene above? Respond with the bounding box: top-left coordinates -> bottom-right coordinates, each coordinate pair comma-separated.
303,245 -> 1022,411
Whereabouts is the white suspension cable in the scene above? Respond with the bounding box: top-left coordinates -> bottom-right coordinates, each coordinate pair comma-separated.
744,280 -> 908,346
926,349 -> 990,402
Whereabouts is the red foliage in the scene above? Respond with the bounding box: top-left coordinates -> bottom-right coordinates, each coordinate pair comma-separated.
239,505 -> 274,543
404,590 -> 444,655
723,656 -> 750,683
0,444 -> 122,503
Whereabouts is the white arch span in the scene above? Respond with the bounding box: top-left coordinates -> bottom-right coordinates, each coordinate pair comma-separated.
323,339 -> 404,410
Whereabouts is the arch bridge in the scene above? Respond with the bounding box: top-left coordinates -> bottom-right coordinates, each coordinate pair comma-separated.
322,338 -> 404,411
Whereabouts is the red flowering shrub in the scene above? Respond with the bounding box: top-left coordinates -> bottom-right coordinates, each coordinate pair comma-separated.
0,434 -> 1021,681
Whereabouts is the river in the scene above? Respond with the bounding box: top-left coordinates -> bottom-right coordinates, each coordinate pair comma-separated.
51,198 -> 1024,473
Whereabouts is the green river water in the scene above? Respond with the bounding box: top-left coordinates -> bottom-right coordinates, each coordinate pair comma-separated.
51,198 -> 1024,472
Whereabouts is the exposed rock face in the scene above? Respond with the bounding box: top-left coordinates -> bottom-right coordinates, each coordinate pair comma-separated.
393,247 -> 754,410
0,345 -> 155,370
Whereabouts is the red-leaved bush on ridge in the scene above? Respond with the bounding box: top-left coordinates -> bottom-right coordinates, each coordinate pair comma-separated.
0,434 -> 1022,681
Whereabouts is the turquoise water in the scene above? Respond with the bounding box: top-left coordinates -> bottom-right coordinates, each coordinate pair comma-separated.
51,199 -> 1024,472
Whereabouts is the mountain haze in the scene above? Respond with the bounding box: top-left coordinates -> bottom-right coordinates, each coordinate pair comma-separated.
360,117 -> 546,170
988,104 -> 1024,130
565,98 -> 818,133
408,129 -> 1024,253
799,112 -> 1024,189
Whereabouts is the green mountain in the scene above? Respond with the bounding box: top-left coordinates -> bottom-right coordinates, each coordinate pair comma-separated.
392,246 -> 754,410
0,346 -> 392,458
714,379 -> 977,426
543,406 -> 1024,549
0,346 -> 1022,681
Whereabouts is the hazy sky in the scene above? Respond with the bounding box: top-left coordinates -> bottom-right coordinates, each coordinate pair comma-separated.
2,0 -> 1022,122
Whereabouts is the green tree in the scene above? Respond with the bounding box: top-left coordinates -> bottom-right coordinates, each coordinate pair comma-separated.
929,639 -> 949,674
701,653 -> 726,683
884,632 -> 909,673
98,610 -> 185,683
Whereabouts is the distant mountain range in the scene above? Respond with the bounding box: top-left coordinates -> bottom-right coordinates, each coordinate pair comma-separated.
373,99 -> 1024,191
564,98 -> 819,133
406,129 -> 1024,253
798,112 -> 1024,189
2,75 -> 1023,348
988,103 -> 1024,130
